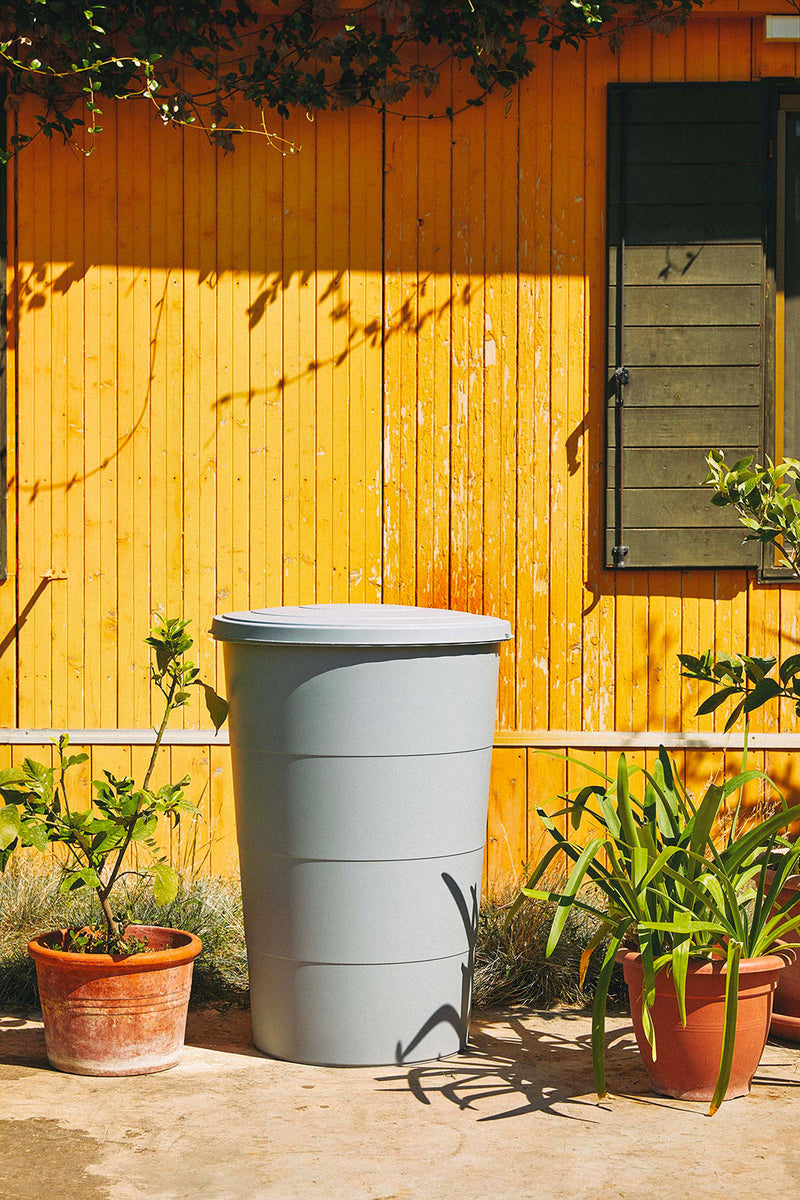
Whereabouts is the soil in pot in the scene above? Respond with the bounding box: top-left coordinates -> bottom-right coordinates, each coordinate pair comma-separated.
618,949 -> 787,1103
28,924 -> 202,1076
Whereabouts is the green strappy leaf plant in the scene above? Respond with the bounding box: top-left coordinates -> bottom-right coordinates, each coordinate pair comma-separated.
0,615 -> 228,955
509,749 -> 800,1115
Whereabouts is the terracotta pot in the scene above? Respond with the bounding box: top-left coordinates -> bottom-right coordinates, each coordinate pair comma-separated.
617,949 -> 787,1102
763,870 -> 800,1041
29,924 -> 202,1076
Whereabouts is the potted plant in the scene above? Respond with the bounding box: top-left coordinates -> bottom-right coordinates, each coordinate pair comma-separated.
678,449 -> 800,1039
511,748 -> 800,1113
0,615 -> 228,1076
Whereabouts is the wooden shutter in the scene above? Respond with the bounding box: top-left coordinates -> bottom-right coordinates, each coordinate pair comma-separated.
606,82 -> 768,570
0,78 -> 6,582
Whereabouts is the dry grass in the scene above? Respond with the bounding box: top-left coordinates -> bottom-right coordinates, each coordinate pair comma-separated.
0,859 -> 248,1011
0,862 -> 621,1015
473,883 -> 626,1012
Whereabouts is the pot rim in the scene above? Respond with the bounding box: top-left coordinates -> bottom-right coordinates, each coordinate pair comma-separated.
28,924 -> 202,973
615,948 -> 792,975
763,867 -> 800,889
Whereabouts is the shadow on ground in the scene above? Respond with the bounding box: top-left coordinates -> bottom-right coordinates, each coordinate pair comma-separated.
374,1010 -> 657,1122
0,1014 -> 47,1072
184,1005 -> 265,1058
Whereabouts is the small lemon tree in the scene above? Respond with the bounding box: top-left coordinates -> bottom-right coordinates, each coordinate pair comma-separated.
0,615 -> 227,953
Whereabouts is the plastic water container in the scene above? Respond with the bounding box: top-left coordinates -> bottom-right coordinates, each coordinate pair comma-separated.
212,603 -> 512,1066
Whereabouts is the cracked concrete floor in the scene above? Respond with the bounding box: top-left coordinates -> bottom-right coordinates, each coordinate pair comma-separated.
2,1006 -> 800,1200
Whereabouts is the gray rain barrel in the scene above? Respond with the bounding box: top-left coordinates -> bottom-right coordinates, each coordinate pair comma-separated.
211,603 -> 512,1067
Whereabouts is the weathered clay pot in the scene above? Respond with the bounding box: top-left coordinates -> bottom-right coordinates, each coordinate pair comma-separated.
29,924 -> 202,1076
763,870 -> 800,1041
618,949 -> 788,1102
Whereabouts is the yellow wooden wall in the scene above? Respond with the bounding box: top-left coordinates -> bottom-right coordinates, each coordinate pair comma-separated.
3,4 -> 800,886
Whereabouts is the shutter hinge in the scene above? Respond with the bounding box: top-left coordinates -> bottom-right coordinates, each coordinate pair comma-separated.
611,543 -> 629,568
614,365 -> 630,389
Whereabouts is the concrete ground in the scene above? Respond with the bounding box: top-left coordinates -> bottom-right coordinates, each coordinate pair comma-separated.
2,1007 -> 800,1200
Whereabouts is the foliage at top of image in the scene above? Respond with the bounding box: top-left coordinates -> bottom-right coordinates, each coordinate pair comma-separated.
0,615 -> 228,955
0,0 -> 702,159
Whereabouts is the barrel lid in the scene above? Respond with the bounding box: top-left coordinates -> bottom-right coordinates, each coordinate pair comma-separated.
211,604 -> 512,647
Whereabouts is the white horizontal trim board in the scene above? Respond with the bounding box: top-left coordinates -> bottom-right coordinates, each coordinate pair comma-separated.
0,729 -> 232,746
764,14 -> 800,40
496,730 -> 800,750
0,729 -> 799,750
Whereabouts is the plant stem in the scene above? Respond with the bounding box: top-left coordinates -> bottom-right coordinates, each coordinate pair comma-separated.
98,891 -> 120,942
99,670 -> 178,921
726,719 -> 749,849
54,757 -> 120,943
143,671 -> 177,792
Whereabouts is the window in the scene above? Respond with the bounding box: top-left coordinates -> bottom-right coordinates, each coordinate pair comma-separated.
606,82 -> 769,570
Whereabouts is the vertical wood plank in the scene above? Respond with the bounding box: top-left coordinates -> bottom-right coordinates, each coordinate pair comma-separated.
347,106 -> 383,604
18,127 -> 53,728
148,117 -> 184,644
485,747 -> 527,895
382,93 -> 420,606
583,38 -> 618,737
414,71 -> 452,612
281,114 -> 317,605
450,66 -> 485,615
209,742 -> 238,874
483,88 -> 519,727
519,50 -> 553,734
649,28 -> 693,734
169,744 -> 214,877
526,747 -> 568,882
718,18 -> 752,81
116,105 -> 151,728
0,123 -> 18,727
191,133 -> 221,695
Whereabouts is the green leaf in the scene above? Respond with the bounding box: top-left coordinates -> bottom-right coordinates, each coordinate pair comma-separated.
780,653 -> 800,684
709,941 -> 742,1116
695,686 -> 741,717
545,837 -> 604,956
569,784 -> 607,831
20,818 -> 49,851
505,842 -> 566,924
59,867 -> 102,893
200,682 -> 228,732
648,753 -> 680,838
687,783 -> 725,876
591,919 -> 632,1099
615,753 -> 639,852
131,814 -> 158,842
62,753 -> 89,769
742,677 -> 782,714
723,697 -> 747,732
742,656 -> 776,683
0,804 -> 21,851
153,861 -> 179,905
